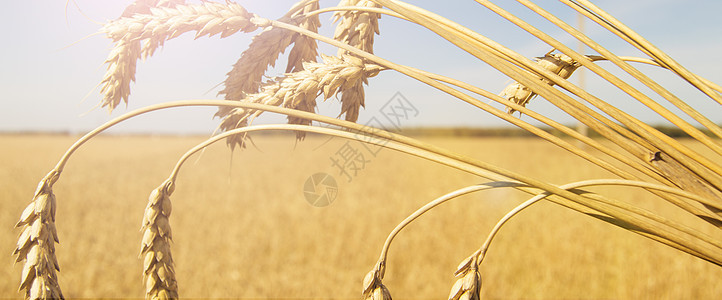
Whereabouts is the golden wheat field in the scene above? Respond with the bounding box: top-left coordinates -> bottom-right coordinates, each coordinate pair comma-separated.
2,133 -> 722,299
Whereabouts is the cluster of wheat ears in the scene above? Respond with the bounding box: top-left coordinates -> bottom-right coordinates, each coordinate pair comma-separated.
14,0 -> 722,299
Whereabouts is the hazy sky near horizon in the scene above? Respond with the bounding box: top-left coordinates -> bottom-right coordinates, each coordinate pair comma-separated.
1,0 -> 720,134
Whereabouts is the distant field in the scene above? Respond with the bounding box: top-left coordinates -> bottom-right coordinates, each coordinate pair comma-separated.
2,134 -> 722,299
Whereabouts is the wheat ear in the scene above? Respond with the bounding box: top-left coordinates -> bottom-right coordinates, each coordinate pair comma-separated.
333,0 -> 381,122
282,1 -> 322,140
216,0 -> 318,119
286,1 -> 321,73
218,54 -> 383,148
14,170 -> 64,300
500,50 -> 581,114
214,26 -> 295,120
100,1 -> 258,111
141,180 -> 177,299
217,23 -> 295,99
216,0 -> 321,140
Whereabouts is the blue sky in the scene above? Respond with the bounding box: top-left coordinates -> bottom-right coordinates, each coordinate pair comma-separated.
1,0 -> 720,134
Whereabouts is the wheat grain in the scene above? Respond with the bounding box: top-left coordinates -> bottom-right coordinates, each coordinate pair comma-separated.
448,255 -> 481,300
14,170 -> 64,300
501,51 -> 581,114
100,1 -> 258,111
141,180 -> 178,299
218,54 -> 382,148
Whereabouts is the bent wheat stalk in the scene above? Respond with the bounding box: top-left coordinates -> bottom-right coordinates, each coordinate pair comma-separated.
21,90 -> 721,297
24,96 -> 721,297
472,179 -> 722,267
260,17 -> 722,253
366,178 -> 722,299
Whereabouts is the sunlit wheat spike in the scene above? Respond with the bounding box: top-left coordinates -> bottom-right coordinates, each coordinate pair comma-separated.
331,0 -> 380,122
217,0 -> 318,118
218,54 -> 383,148
14,170 -> 64,300
448,255 -> 481,300
99,38 -> 141,111
333,0 -> 380,55
100,1 -> 187,111
141,180 -> 178,300
215,24 -> 297,121
285,0 -> 321,73
501,51 -> 581,114
99,1 -> 258,111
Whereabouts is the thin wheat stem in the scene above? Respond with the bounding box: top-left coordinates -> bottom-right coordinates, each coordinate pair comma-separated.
377,0 -> 649,145
162,124 -> 722,291
565,0 -> 722,105
469,0 -> 722,191
588,56 -> 722,94
382,0 -> 722,204
45,97 -> 722,271
406,66 -> 671,185
475,179 -> 722,264
51,100 -> 508,184
362,1 -> 665,170
376,182 -> 527,266
407,66 -> 722,227
386,0 -> 700,169
260,18 -> 722,252
287,5 -> 675,188
374,179 -> 722,278
359,0 -> 722,210
168,124 -> 398,182
516,0 -> 722,152
47,99 -> 672,205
